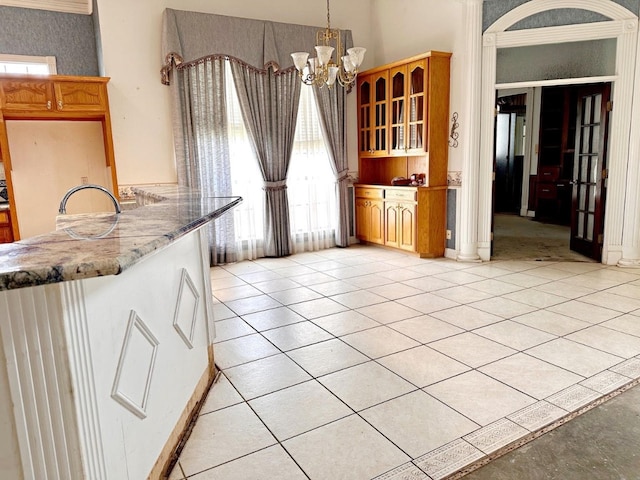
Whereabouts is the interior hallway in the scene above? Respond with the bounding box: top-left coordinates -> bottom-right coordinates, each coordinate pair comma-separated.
492,213 -> 595,262
168,244 -> 640,480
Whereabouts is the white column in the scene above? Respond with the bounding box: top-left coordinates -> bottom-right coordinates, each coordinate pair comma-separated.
457,0 -> 484,262
618,20 -> 640,267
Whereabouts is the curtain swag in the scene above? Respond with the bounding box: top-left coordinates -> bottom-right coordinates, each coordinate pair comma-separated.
161,8 -> 353,86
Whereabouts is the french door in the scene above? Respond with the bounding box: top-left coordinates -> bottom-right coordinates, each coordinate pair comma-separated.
570,83 -> 611,261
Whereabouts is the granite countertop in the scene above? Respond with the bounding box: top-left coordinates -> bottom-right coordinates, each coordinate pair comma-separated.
0,185 -> 242,291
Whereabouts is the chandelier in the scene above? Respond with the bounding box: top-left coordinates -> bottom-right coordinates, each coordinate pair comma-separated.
290,0 -> 366,88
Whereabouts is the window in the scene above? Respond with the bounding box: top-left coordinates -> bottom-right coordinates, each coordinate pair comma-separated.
0,54 -> 57,74
224,61 -> 337,260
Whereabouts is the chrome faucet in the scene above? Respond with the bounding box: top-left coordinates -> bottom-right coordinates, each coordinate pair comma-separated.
58,184 -> 122,215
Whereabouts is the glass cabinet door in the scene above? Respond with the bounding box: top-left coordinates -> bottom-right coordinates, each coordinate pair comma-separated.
357,76 -> 372,155
358,71 -> 388,157
407,59 -> 427,153
372,72 -> 388,155
390,67 -> 406,153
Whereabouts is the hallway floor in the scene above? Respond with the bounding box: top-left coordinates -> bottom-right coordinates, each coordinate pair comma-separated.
168,244 -> 640,480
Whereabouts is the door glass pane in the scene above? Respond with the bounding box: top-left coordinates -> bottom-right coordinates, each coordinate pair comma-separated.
591,125 -> 600,153
360,82 -> 370,105
409,124 -> 418,149
411,67 -> 424,94
591,158 -> 599,183
578,212 -> 585,238
587,213 -> 594,240
579,186 -> 586,210
392,72 -> 404,99
588,186 -> 596,212
583,97 -> 592,125
375,77 -> 386,102
581,126 -> 591,152
580,156 -> 589,182
593,94 -> 602,122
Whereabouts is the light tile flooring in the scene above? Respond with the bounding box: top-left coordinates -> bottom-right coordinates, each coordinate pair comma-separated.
168,245 -> 640,480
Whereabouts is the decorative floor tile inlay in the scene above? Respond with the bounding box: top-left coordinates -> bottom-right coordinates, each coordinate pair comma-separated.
373,462 -> 428,480
414,438 -> 484,480
463,418 -> 528,455
507,400 -> 567,432
111,311 -> 160,419
546,384 -> 601,412
611,357 -> 640,379
173,268 -> 200,349
580,370 -> 632,394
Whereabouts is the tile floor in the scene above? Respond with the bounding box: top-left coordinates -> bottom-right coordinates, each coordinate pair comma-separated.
167,245 -> 640,480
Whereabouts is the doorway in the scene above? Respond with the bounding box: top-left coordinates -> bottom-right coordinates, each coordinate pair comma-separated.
492,83 -> 611,261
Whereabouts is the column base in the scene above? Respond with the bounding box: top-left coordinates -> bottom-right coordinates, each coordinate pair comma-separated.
457,252 -> 482,263
617,258 -> 640,268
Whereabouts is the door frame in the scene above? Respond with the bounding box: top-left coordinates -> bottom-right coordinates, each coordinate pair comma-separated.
475,0 -> 638,264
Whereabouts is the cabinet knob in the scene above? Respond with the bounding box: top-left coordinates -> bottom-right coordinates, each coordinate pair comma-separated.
46,100 -> 52,110
57,100 -> 63,110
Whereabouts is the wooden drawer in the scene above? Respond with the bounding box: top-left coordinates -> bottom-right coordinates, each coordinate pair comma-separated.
539,166 -> 560,182
385,188 -> 417,202
537,183 -> 557,199
355,186 -> 384,199
0,210 -> 9,225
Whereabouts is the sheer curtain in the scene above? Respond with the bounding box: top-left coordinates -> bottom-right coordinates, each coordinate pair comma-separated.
225,63 -> 336,260
289,86 -> 337,253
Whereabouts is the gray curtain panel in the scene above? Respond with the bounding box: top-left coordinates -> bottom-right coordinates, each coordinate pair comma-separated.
179,57 -> 237,264
313,85 -> 350,247
230,61 -> 301,257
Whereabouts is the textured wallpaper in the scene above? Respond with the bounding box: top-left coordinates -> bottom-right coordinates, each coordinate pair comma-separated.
0,5 -> 99,76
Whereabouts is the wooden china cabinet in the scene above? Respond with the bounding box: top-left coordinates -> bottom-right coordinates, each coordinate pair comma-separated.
355,51 -> 451,257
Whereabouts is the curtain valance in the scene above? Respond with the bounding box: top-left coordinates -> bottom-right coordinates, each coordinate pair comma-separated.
161,8 -> 353,85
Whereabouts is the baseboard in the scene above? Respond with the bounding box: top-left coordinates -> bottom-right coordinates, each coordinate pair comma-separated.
148,365 -> 215,479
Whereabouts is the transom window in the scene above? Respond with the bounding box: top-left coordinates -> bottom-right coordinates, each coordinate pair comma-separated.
0,54 -> 57,75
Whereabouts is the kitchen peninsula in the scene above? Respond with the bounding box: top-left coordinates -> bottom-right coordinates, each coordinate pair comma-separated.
0,185 -> 241,479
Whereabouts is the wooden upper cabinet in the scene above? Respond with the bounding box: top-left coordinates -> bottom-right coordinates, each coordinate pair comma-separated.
357,70 -> 389,157
0,75 -> 108,115
356,51 -> 451,187
54,81 -> 107,112
0,79 -> 55,111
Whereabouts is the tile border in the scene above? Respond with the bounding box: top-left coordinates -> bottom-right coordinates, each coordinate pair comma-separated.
440,376 -> 640,479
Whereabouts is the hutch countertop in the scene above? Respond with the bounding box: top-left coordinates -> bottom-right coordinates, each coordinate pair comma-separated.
0,185 -> 241,291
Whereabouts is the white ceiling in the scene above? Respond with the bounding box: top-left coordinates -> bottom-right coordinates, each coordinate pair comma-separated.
0,0 -> 91,14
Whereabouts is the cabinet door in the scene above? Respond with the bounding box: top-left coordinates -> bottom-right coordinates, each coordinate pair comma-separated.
397,202 -> 416,252
357,75 -> 373,156
0,80 -> 55,112
53,82 -> 107,112
384,202 -> 400,248
355,197 -> 369,240
358,71 -> 389,157
406,59 -> 428,155
389,66 -> 407,154
369,199 -> 385,244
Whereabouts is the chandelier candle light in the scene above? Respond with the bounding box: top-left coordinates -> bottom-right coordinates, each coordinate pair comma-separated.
291,0 -> 366,88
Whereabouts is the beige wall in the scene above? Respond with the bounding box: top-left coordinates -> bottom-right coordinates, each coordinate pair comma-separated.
8,121 -> 113,238
95,0 -> 465,185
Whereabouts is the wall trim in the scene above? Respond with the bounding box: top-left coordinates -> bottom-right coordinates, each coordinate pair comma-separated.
0,0 -> 91,14
474,0 -> 639,263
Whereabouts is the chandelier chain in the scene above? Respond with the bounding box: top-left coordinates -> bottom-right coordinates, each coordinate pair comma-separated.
326,0 -> 331,30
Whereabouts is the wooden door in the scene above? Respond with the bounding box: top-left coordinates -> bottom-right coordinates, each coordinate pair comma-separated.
570,83 -> 610,261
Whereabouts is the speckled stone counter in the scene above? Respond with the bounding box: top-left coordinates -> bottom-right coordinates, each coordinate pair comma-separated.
0,185 -> 241,291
